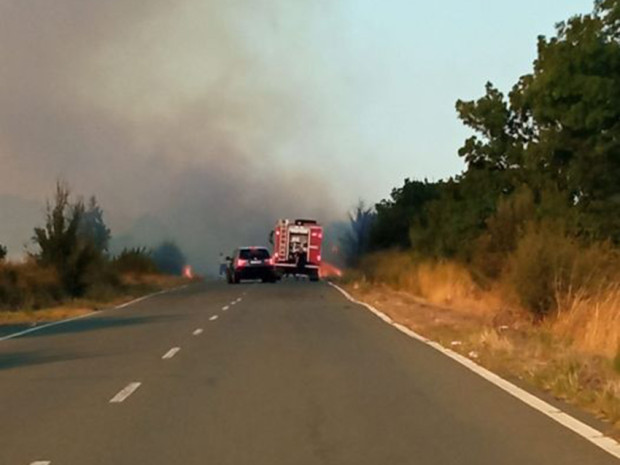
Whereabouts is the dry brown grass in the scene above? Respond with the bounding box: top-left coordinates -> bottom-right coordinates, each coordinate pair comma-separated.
357,251 -> 503,318
0,273 -> 193,326
553,284 -> 620,358
0,306 -> 93,325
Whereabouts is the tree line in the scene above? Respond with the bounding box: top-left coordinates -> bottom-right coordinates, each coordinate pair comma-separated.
346,0 -> 620,318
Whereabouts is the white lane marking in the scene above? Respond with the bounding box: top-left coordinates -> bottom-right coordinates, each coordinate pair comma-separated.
30,461 -> 51,465
235,298 -> 242,303
209,315 -> 219,321
193,328 -> 203,336
0,312 -> 97,342
222,305 -> 230,311
115,289 -> 168,309
328,282 -> 620,460
230,301 -> 237,306
109,382 -> 142,403
0,285 -> 188,343
162,347 -> 181,360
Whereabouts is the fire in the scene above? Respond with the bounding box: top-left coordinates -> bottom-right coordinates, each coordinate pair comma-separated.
319,261 -> 343,278
183,265 -> 194,279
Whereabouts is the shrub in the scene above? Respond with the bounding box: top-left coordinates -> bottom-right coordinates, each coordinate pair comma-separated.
112,247 -> 158,274
33,182 -> 105,296
152,241 -> 186,275
505,221 -> 619,319
0,261 -> 64,311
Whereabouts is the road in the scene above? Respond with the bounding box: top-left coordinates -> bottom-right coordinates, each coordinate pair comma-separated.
0,280 -> 617,465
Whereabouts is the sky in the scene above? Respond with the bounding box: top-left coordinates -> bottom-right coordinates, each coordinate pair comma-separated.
0,0 -> 594,269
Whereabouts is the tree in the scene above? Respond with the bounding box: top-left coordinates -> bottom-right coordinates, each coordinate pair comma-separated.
152,241 -> 186,275
32,182 -> 102,296
456,0 -> 620,242
341,201 -> 375,266
78,196 -> 111,253
370,179 -> 440,250
0,244 -> 6,262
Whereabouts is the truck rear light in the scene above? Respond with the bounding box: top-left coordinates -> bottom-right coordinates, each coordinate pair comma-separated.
236,259 -> 248,268
317,255 -> 321,262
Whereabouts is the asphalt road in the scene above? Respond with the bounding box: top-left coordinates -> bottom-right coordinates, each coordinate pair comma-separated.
0,280 -> 617,465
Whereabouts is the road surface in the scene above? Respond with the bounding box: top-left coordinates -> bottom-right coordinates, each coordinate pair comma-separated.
0,281 -> 617,464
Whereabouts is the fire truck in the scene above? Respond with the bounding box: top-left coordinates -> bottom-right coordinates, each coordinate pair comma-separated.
271,219 -> 322,281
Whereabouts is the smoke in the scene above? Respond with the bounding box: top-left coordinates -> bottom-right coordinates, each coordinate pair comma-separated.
0,1 -> 350,271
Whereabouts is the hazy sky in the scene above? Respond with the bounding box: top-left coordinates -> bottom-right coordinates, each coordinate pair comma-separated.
0,0 -> 594,267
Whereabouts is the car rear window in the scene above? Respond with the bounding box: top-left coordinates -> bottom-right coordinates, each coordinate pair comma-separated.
239,248 -> 270,260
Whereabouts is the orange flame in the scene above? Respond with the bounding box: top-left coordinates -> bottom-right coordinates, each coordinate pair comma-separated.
183,265 -> 194,279
320,261 -> 343,278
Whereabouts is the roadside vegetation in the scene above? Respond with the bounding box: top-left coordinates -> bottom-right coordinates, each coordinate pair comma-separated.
0,182 -> 193,324
341,0 -> 620,434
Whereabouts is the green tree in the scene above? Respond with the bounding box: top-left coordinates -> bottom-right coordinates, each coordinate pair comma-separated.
371,179 -> 440,250
33,182 -> 102,296
457,0 -> 620,242
78,196 -> 111,253
0,244 -> 6,262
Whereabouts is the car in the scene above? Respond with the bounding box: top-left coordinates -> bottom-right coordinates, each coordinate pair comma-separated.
226,246 -> 277,284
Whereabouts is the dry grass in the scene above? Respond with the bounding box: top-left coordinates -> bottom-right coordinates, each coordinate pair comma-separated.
356,251 -> 504,318
0,306 -> 93,325
0,273 -> 192,326
553,284 -> 620,358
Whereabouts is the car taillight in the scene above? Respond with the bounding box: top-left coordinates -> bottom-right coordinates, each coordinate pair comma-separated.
236,259 -> 248,268
267,257 -> 275,266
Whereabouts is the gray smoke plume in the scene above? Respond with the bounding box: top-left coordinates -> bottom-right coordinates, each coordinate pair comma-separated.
0,1 -> 351,271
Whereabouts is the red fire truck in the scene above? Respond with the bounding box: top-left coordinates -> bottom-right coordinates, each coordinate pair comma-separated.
271,219 -> 322,281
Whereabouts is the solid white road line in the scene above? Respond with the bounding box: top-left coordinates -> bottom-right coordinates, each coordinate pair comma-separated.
162,347 -> 181,360
0,312 -> 97,343
209,315 -> 219,321
109,382 -> 142,403
222,305 -> 230,311
328,281 -> 620,460
193,328 -> 203,336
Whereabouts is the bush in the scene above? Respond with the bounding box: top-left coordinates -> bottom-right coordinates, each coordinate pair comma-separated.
112,247 -> 158,275
152,241 -> 186,275
0,261 -> 64,311
505,221 -> 619,319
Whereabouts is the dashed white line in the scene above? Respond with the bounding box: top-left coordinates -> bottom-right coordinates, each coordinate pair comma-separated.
193,328 -> 203,336
222,305 -> 230,311
235,298 -> 243,303
109,382 -> 141,403
209,315 -> 219,321
30,461 -> 51,465
162,347 -> 181,360
230,301 -> 237,306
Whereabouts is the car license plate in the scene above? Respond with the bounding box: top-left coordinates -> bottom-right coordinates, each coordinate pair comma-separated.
250,260 -> 262,265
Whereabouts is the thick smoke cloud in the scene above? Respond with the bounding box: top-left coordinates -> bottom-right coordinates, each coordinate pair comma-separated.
0,1 -> 347,271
